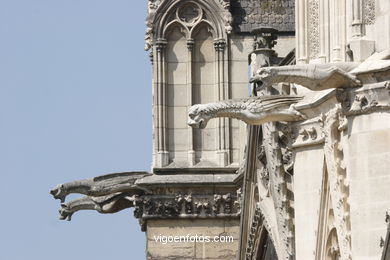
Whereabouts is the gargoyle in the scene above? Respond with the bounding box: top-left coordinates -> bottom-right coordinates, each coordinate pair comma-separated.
250,50 -> 390,91
250,62 -> 362,91
58,192 -> 136,221
188,95 -> 305,129
50,171 -> 150,202
51,171 -> 151,220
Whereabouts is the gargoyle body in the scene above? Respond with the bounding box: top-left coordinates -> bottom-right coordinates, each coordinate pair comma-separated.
250,50 -> 390,91
250,63 -> 362,91
188,95 -> 305,129
50,171 -> 150,202
50,171 -> 150,220
58,193 -> 136,221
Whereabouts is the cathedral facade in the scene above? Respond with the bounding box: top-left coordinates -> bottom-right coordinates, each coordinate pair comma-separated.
51,1 -> 390,259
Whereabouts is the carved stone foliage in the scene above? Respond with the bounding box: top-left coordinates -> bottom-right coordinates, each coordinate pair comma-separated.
245,204 -> 276,260
246,205 -> 263,260
292,116 -> 325,148
251,121 -> 295,260
322,106 -> 351,259
363,0 -> 376,25
308,0 -> 320,59
277,122 -> 295,175
256,143 -> 270,191
218,0 -> 233,34
133,192 -> 241,220
145,0 -> 163,51
337,81 -> 390,116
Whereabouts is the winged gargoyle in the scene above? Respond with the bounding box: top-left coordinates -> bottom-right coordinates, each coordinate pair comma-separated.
250,50 -> 390,91
50,171 -> 151,220
188,95 -> 305,129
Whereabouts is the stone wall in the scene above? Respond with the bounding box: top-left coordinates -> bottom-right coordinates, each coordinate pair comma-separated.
146,219 -> 240,260
348,112 -> 390,259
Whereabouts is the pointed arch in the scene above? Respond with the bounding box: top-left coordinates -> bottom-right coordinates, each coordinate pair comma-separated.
153,0 -> 228,42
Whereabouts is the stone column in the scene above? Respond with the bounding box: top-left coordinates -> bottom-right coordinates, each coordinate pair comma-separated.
154,38 -> 169,167
187,38 -> 195,166
352,0 -> 363,37
214,38 -> 230,166
296,0 -> 308,64
250,27 -> 278,95
331,0 -> 342,62
349,0 -> 375,61
318,0 -> 329,62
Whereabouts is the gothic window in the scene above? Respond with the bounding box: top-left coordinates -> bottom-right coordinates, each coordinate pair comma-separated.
150,0 -> 231,167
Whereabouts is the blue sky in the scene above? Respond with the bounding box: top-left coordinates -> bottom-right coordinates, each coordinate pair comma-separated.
0,1 -> 151,259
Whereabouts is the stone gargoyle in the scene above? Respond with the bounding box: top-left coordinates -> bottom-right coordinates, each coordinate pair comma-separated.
250,50 -> 390,91
58,192 -> 136,221
188,95 -> 305,129
50,171 -> 151,220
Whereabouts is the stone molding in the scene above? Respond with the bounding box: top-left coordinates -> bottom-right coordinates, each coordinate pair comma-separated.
50,171 -> 242,228
134,192 -> 241,231
322,106 -> 352,259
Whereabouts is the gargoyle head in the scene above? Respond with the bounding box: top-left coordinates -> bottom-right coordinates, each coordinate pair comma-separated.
249,67 -> 274,88
59,203 -> 73,221
188,104 -> 211,129
50,184 -> 67,203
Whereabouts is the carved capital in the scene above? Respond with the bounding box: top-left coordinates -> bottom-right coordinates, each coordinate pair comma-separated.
155,38 -> 167,52
214,39 -> 226,52
187,38 -> 194,51
149,51 -> 154,65
251,27 -> 278,51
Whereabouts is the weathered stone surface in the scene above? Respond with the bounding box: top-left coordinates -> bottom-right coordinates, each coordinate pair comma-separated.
135,173 -> 237,186
146,219 -> 239,260
231,0 -> 295,33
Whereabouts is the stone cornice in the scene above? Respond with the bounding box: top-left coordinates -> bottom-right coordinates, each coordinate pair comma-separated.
134,191 -> 241,231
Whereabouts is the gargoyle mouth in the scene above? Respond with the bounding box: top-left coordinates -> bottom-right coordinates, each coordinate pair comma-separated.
188,119 -> 206,129
59,204 -> 72,221
249,76 -> 264,87
50,184 -> 66,202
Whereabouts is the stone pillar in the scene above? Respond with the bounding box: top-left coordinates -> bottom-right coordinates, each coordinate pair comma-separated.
296,0 -> 308,64
349,0 -> 375,62
352,0 -> 363,37
187,38 -> 196,166
214,38 -> 230,166
331,0 -> 341,62
154,38 -> 169,167
249,27 -> 278,95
